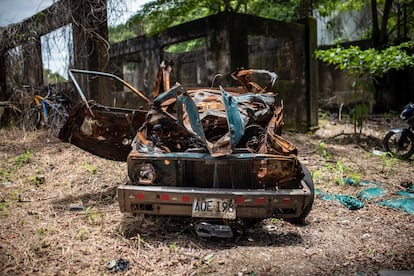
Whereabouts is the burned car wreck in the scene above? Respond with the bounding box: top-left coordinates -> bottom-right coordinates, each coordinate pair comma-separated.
61,64 -> 314,237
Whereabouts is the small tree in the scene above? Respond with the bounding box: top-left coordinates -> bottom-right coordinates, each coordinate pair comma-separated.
315,41 -> 414,134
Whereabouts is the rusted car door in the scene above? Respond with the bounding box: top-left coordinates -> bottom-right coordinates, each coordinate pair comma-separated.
59,69 -> 150,161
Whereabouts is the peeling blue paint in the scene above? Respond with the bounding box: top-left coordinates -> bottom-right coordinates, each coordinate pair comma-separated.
221,86 -> 244,150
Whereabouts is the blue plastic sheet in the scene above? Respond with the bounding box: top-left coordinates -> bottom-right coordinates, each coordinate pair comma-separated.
316,183 -> 414,214
378,198 -> 414,215
358,187 -> 386,201
317,190 -> 364,210
395,190 -> 414,198
358,180 -> 382,186
343,177 -> 358,185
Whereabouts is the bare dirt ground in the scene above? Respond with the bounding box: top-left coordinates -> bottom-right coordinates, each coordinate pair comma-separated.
0,115 -> 413,275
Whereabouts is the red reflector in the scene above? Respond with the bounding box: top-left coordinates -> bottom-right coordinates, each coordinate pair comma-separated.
136,193 -> 144,200
182,195 -> 190,202
235,196 -> 244,204
161,194 -> 169,201
256,197 -> 265,204
283,197 -> 290,205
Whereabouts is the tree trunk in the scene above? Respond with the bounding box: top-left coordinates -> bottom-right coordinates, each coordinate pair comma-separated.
380,0 -> 393,47
299,0 -> 312,18
371,0 -> 380,47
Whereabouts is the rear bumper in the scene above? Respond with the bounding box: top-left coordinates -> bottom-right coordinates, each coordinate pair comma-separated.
117,181 -> 313,219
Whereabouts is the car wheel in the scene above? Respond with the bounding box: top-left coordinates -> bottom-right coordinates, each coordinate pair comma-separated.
286,164 -> 314,224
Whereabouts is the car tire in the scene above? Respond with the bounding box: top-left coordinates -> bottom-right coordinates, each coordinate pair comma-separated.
286,164 -> 314,224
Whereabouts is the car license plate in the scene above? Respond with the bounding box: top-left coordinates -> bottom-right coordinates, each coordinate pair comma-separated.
192,198 -> 236,219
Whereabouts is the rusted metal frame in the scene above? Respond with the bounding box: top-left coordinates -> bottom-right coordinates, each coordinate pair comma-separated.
153,84 -> 185,128
153,60 -> 174,97
237,93 -> 276,106
259,125 -> 297,156
139,68 -> 284,157
69,69 -> 152,113
231,69 -> 278,93
236,93 -> 276,123
152,84 -> 210,149
153,84 -> 251,156
267,100 -> 284,136
128,151 -> 297,161
161,60 -> 173,92
128,151 -> 301,187
177,87 -> 209,147
251,69 -> 278,90
68,70 -> 95,117
152,68 -> 163,98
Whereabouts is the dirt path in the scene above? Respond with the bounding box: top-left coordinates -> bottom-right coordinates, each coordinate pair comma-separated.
0,116 -> 413,275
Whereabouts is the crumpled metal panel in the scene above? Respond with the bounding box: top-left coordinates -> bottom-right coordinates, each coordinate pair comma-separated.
133,67 -> 296,159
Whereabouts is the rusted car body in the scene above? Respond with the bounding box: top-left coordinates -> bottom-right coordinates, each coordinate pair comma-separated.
61,64 -> 314,236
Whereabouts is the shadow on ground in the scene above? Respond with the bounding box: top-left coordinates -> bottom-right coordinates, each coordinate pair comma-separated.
119,214 -> 304,248
50,185 -> 117,211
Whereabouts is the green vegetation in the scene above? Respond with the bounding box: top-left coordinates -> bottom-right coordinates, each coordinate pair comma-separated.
203,253 -> 215,265
246,0 -> 301,22
36,227 -> 47,236
0,150 -> 31,182
164,38 -> 206,53
83,206 -> 98,224
110,0 -> 303,41
311,168 -> 321,182
317,141 -> 333,159
314,0 -> 414,47
82,162 -> 97,175
111,0 -> 414,45
316,0 -> 366,17
108,23 -> 139,44
377,151 -> 399,176
0,187 -> 25,218
43,69 -> 66,84
128,0 -> 232,36
15,150 -> 32,168
326,160 -> 347,185
28,175 -> 45,187
346,171 -> 362,184
315,41 -> 414,133
168,241 -> 177,251
79,229 -> 88,241
270,217 -> 279,224
315,42 -> 414,76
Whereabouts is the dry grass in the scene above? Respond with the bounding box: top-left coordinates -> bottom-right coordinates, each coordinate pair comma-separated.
0,116 -> 413,275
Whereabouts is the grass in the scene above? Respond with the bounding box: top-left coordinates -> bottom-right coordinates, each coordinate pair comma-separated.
0,150 -> 31,181
82,162 -> 97,174
317,141 -> 333,159
325,160 -> 348,185
0,121 -> 413,275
